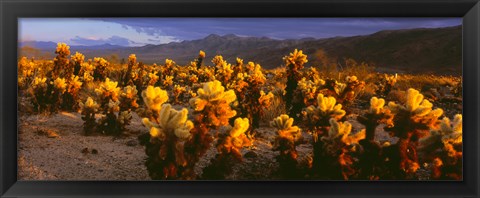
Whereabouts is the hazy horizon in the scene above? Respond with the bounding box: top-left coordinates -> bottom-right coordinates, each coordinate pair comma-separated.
19,18 -> 461,47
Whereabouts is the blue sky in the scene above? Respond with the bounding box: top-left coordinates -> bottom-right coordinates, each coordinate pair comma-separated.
19,18 -> 462,47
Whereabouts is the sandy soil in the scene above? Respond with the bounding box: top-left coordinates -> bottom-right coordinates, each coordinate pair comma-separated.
18,111 -> 396,180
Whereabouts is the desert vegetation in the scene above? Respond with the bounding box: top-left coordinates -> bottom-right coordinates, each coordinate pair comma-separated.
18,43 -> 462,180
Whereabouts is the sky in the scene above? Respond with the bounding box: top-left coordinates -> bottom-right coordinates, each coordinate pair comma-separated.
19,18 -> 462,47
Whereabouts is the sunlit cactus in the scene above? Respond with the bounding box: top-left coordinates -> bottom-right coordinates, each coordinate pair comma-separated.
79,97 -> 99,135
319,119 -> 365,180
283,49 -> 308,67
202,118 -> 252,179
148,71 -> 159,86
212,55 -> 224,67
92,57 -> 109,81
385,88 -> 444,176
376,73 -> 398,96
172,85 -> 187,104
140,104 -> 194,179
119,85 -> 139,111
189,80 -> 237,127
61,75 -> 83,110
163,75 -> 174,88
194,50 -> 206,69
141,85 -> 169,113
271,114 -> 302,178
70,52 -> 85,76
284,49 -> 308,118
419,114 -> 462,180
215,61 -> 234,86
28,77 -> 50,112
322,119 -> 365,147
53,77 -> 67,94
183,80 -> 238,179
18,57 -> 36,88
49,43 -> 72,79
258,91 -> 274,107
95,78 -> 121,105
356,97 -> 395,179
305,94 -> 346,128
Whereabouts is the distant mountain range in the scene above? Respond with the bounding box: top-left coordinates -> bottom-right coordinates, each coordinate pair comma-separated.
19,25 -> 462,75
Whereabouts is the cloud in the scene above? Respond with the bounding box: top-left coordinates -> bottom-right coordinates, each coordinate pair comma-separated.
90,18 -> 462,41
70,35 -> 133,46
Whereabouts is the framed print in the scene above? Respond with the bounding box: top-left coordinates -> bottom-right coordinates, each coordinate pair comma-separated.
1,0 -> 479,197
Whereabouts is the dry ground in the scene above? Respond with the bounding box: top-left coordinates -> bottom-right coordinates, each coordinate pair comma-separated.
18,110 -> 398,180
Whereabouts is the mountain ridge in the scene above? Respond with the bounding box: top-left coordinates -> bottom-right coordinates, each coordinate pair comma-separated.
19,25 -> 462,75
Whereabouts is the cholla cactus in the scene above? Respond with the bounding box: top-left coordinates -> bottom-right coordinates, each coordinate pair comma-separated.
140,104 -> 194,179
258,91 -> 274,107
93,57 -> 109,81
79,97 -> 99,135
385,88 -> 444,176
71,52 -> 85,76
119,85 -> 139,111
356,97 -> 394,179
212,55 -> 224,66
376,74 -> 398,96
194,50 -> 206,69
215,61 -> 234,86
51,43 -> 71,79
18,57 -> 36,89
183,80 -> 238,178
305,94 -> 346,129
163,75 -> 174,88
357,97 -> 394,141
189,80 -> 237,127
319,119 -> 365,180
62,75 -> 83,110
172,85 -> 187,104
202,118 -> 252,179
53,77 -> 67,94
148,71 -> 159,86
271,114 -> 302,178
323,76 -> 365,105
28,77 -> 50,112
284,49 -> 308,118
283,49 -> 308,67
141,85 -> 169,119
95,78 -> 121,106
419,114 -> 462,180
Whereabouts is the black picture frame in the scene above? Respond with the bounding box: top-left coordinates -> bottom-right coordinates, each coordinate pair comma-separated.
1,0 -> 479,197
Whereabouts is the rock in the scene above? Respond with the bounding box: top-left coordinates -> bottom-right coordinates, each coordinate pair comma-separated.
244,151 -> 258,159
81,148 -> 89,154
126,140 -> 137,147
91,149 -> 98,154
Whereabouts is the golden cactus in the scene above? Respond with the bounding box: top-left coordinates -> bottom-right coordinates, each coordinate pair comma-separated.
271,114 -> 302,178
67,75 -> 83,94
258,91 -> 274,107
141,85 -> 169,113
53,77 -> 67,93
384,88 -> 444,176
322,119 -> 365,147
79,97 -> 99,135
71,52 -> 85,64
283,49 -> 308,67
271,114 -> 301,141
140,104 -> 194,179
419,114 -> 462,180
189,80 -> 237,127
142,104 -> 193,141
95,78 -> 121,102
306,94 -> 346,126
128,54 -> 137,66
55,42 -> 70,57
